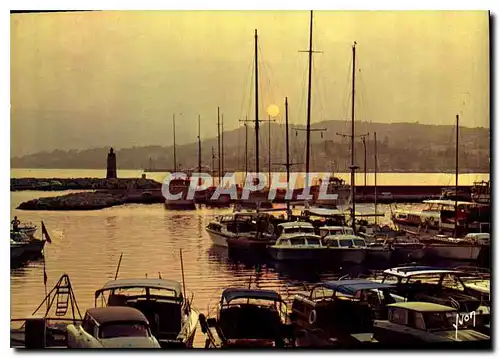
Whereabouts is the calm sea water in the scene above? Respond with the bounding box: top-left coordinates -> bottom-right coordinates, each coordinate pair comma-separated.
10,169 -> 490,347
11,168 -> 490,187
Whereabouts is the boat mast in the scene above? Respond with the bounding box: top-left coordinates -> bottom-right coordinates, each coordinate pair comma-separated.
173,113 -> 177,172
198,114 -> 202,175
211,146 -> 215,179
305,10 -> 313,188
217,107 -> 221,185
350,42 -> 358,233
268,116 -> 272,184
254,29 -> 260,175
221,114 -> 224,178
285,97 -> 291,216
374,131 -> 378,225
454,114 -> 459,236
244,119 -> 248,177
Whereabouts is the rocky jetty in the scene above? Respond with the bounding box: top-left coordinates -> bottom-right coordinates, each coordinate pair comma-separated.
17,192 -> 126,211
11,177 -> 162,191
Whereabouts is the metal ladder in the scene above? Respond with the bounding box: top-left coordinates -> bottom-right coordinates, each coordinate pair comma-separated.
55,278 -> 71,316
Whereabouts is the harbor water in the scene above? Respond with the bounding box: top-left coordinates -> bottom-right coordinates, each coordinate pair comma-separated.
10,169 -> 490,347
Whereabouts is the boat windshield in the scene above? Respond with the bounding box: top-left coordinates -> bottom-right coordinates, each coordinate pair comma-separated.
352,239 -> 366,247
424,311 -> 456,331
284,227 -> 315,234
290,238 -> 306,246
306,237 -> 321,245
99,321 -> 150,339
339,240 -> 353,248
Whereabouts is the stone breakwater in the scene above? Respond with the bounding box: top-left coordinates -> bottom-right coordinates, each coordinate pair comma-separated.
11,178 -> 162,191
17,189 -> 166,211
13,178 -> 165,211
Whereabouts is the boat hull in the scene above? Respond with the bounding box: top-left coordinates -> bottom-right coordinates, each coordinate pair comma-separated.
366,249 -> 393,261
268,247 -> 326,261
325,248 -> 367,264
206,230 -> 232,248
391,245 -> 425,261
425,245 -> 482,261
11,239 -> 45,262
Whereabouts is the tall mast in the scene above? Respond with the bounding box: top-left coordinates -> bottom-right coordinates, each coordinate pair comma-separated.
374,132 -> 378,225
217,107 -> 221,185
244,120 -> 248,177
254,29 -> 260,175
350,42 -> 357,233
305,10 -> 314,187
211,146 -> 215,179
198,114 -> 202,175
268,116 -> 272,184
455,114 -> 459,237
173,113 -> 177,172
285,97 -> 290,215
221,114 -> 224,178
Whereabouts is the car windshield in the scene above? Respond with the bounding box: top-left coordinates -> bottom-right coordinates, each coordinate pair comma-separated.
424,312 -> 455,331
99,321 -> 150,339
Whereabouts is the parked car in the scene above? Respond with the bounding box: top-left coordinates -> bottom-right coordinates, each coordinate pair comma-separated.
66,306 -> 160,348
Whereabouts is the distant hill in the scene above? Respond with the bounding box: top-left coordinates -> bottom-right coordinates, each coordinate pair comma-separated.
11,120 -> 490,173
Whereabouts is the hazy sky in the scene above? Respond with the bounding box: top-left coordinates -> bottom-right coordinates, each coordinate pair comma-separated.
11,10 -> 489,156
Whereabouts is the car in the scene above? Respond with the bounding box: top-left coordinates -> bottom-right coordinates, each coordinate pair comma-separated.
66,306 -> 160,348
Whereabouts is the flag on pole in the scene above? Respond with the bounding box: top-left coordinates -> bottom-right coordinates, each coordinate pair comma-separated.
41,221 -> 52,244
43,263 -> 48,286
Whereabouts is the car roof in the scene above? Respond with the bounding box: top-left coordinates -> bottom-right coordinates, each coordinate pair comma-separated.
387,302 -> 456,313
87,307 -> 149,325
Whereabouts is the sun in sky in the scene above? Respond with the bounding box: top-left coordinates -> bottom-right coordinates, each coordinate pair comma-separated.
266,104 -> 280,118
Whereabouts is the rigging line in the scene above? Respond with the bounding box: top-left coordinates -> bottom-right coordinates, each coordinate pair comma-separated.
341,55 -> 353,137
257,42 -> 273,108
247,60 -> 255,128
238,55 -> 255,122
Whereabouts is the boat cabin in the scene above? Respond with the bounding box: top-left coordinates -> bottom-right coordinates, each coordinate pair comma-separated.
322,234 -> 367,249
291,280 -> 396,336
378,266 -> 481,312
319,226 -> 354,238
277,222 -> 315,237
94,278 -> 189,342
208,288 -> 288,346
373,302 -> 489,344
273,234 -> 323,248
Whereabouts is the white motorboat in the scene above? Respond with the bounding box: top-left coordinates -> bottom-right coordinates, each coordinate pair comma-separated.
268,233 -> 326,261
206,211 -> 273,248
422,234 -> 485,261
319,226 -> 367,264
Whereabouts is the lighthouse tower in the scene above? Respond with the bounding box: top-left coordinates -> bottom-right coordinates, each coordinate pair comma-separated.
106,148 -> 117,179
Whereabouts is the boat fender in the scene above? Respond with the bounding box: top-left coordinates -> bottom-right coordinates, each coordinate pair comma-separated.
309,310 -> 317,325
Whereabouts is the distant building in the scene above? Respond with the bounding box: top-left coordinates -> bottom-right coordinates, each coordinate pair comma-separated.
106,148 -> 117,179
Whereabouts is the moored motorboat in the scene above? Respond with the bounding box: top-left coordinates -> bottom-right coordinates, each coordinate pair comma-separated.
291,279 -> 396,347
206,211 -> 274,248
268,233 -> 326,261
94,277 -> 198,348
199,288 -> 294,348
421,234 -> 484,261
10,231 -> 47,262
373,302 -> 490,348
389,235 -> 425,261
366,239 -> 393,261
371,266 -> 483,314
319,227 -> 367,264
